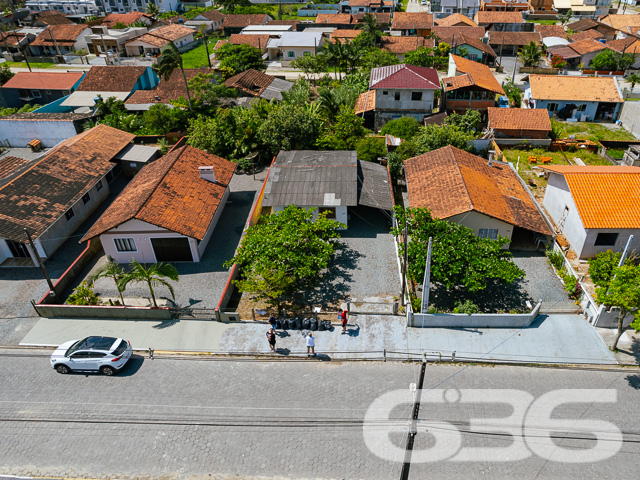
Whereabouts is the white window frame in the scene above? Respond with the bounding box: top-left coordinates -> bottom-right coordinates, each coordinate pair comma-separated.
114,238 -> 137,252
478,228 -> 499,240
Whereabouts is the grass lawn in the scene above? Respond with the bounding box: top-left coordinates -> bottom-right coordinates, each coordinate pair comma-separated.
3,61 -> 57,69
181,41 -> 215,69
554,120 -> 637,142
502,147 -> 611,198
526,19 -> 557,25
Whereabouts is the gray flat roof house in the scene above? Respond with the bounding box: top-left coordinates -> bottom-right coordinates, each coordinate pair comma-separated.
262,150 -> 393,227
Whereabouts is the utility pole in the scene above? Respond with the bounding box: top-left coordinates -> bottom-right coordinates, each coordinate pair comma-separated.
399,360 -> 427,480
48,27 -> 62,57
24,228 -> 55,294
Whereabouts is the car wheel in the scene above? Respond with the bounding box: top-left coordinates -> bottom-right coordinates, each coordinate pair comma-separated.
101,366 -> 116,376
55,364 -> 70,374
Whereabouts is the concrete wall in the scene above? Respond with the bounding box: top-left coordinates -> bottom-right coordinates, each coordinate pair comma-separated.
581,228 -> 640,259
99,218 -> 197,264
493,138 -> 552,148
37,174 -> 111,259
408,301 -> 542,328
620,101 -> 640,140
197,187 -> 230,258
447,210 -> 513,244
34,304 -> 173,319
0,119 -> 81,147
272,205 -> 349,228
374,88 -> 436,113
533,99 -> 599,121
543,172 -> 587,255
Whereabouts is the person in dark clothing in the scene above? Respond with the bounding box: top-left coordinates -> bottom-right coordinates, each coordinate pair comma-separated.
268,315 -> 277,331
266,328 -> 276,351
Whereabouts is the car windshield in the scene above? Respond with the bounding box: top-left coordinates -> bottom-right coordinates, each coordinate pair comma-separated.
85,336 -> 118,351
65,339 -> 85,357
112,340 -> 128,357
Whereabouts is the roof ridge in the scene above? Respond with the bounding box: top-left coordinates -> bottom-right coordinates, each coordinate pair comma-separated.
449,146 -> 475,212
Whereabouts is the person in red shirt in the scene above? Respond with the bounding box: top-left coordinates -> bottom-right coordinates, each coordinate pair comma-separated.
341,309 -> 348,334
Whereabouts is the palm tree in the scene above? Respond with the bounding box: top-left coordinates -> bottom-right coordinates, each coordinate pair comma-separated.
627,73 -> 640,92
157,41 -> 193,110
318,87 -> 341,121
119,260 -> 179,308
88,255 -> 127,305
357,13 -> 382,47
324,39 -> 347,80
198,24 -> 213,69
518,41 -> 543,67
344,41 -> 365,73
146,2 -> 160,17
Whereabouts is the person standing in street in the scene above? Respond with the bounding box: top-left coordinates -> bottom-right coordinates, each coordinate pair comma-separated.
306,332 -> 315,356
341,309 -> 348,334
266,328 -> 276,352
268,315 -> 277,331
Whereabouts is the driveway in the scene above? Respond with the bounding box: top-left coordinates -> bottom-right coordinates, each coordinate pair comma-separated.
83,171 -> 265,309
406,0 -> 430,12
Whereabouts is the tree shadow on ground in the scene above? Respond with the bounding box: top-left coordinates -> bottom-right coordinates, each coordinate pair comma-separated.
618,337 -> 640,365
428,278 -> 533,313
292,242 -> 364,310
626,374 -> 640,390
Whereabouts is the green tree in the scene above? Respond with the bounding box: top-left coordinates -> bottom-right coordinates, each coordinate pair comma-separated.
595,264 -> 640,351
403,46 -> 435,67
184,72 -> 237,115
142,104 -> 174,134
591,49 -> 637,71
317,84 -> 360,121
411,123 -> 474,154
358,49 -> 399,76
558,9 -> 572,26
119,259 -> 179,308
218,0 -> 251,13
257,103 -> 323,155
380,117 -> 422,140
317,108 -> 367,150
444,110 -> 482,132
356,13 -> 382,47
224,205 -> 345,311
146,2 -> 160,16
67,282 -> 100,305
281,78 -> 312,106
157,41 -> 193,110
386,151 -> 403,181
518,41 -> 543,67
588,250 -> 622,289
0,63 -> 14,86
324,39 -> 348,80
291,54 -> 329,83
216,43 -> 265,77
626,73 -> 640,92
392,206 -> 525,292
502,81 -> 522,108
88,255 -> 127,305
356,136 -> 385,162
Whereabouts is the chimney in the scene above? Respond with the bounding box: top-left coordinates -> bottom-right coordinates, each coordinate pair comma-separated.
198,166 -> 217,183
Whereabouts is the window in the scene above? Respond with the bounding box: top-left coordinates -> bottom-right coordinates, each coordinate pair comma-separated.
82,192 -> 91,204
114,238 -> 137,252
318,207 -> 336,219
394,92 -> 400,101
577,104 -> 587,112
31,90 -> 41,98
287,51 -> 295,58
303,51 -> 311,56
96,179 -> 104,191
129,162 -> 138,168
547,103 -> 558,112
411,91 -> 423,101
65,208 -> 75,221
594,232 -> 619,246
468,54 -> 478,62
478,228 -> 499,240
382,91 -> 388,95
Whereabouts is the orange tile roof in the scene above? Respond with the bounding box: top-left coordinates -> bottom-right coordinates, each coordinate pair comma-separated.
404,145 -> 551,235
391,12 -> 434,30
35,10 -> 74,25
224,68 -> 274,97
488,31 -> 541,46
125,68 -> 212,105
600,14 -> 640,31
228,33 -> 270,50
487,107 -> 551,132
606,37 -> 640,55
77,66 -> 147,92
569,29 -> 603,42
222,14 -> 271,28
380,36 -> 433,54
435,13 -> 477,27
316,14 -> 355,24
0,31 -> 26,45
568,38 -> 607,55
529,75 -> 622,103
0,156 -> 30,181
1,71 -> 84,90
432,26 -> 486,39
102,12 -> 151,26
447,54 -> 504,94
536,24 -> 567,40
475,11 -> 524,25
30,24 -> 88,46
331,29 -> 363,40
83,145 -> 236,241
541,166 -> 640,229
354,90 -> 376,114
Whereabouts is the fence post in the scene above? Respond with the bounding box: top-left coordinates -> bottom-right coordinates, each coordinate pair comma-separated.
384,349 -> 387,362
252,308 -> 255,321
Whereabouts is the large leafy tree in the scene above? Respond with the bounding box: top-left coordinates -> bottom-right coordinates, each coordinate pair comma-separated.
157,41 -> 193,111
291,54 -> 329,83
218,0 -> 251,13
358,49 -> 399,76
224,206 -> 345,311
216,43 -> 265,78
591,49 -> 637,71
356,13 -> 383,47
627,73 -> 640,92
403,46 -> 435,67
380,117 -> 422,140
146,2 -> 160,16
392,206 -> 525,292
119,260 -> 179,308
88,256 -> 127,305
257,103 -> 323,156
0,63 -> 14,86
595,264 -> 640,351
588,250 -> 622,289
518,41 -> 543,67
317,108 -> 367,150
324,39 -> 348,80
502,81 -> 522,108
411,123 -> 475,154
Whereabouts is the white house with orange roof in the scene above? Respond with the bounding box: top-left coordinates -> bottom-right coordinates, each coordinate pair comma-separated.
542,165 -> 640,259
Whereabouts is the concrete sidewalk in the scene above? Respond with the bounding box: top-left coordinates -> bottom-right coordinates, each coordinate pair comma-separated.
20,313 -> 617,364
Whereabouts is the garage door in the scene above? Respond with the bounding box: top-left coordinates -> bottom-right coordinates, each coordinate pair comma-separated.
151,237 -> 193,262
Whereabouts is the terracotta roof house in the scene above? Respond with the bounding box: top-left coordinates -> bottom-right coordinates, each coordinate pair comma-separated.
474,11 -> 524,30
224,69 -> 293,102
222,14 -> 272,36
315,13 -> 357,27
367,64 -> 440,130
606,36 -> 640,68
227,33 -> 271,53
600,14 -> 640,35
331,29 -> 363,40
443,54 -> 504,115
29,24 -> 91,56
431,25 -> 486,40
354,89 -> 376,128
390,12 -> 433,36
354,12 -> 391,26
380,36 -> 434,59
0,111 -> 95,148
488,31 -> 541,56
61,65 -> 158,108
435,13 -> 477,27
186,10 -> 226,32
82,145 -> 236,264
480,0 -> 530,11
340,0 -> 394,15
541,166 -> 640,258
0,124 -> 135,267
436,32 -> 497,65
567,18 -> 616,40
568,29 -> 603,42
0,71 -> 84,109
487,107 -> 552,142
124,24 -> 196,57
31,10 -> 74,27
125,68 -> 213,111
536,24 -> 568,41
525,75 -> 623,122
261,150 -> 393,228
102,12 -> 153,28
404,145 -> 552,246
0,30 -> 29,55
546,37 -> 612,68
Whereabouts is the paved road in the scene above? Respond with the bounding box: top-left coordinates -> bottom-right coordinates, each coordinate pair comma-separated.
406,0 -> 430,13
1,352 -> 638,479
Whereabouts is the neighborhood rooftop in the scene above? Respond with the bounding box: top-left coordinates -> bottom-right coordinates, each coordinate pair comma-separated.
528,75 -> 623,103
1,71 -> 84,91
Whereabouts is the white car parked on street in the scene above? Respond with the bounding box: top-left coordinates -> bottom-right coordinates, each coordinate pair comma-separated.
50,336 -> 133,376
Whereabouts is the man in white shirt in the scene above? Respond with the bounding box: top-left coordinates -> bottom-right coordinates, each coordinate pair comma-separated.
306,332 -> 315,356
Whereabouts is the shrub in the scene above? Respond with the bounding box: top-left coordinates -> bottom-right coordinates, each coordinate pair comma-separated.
380,117 -> 421,140
588,250 -> 622,289
545,247 -> 565,271
67,282 -> 100,305
453,300 -> 480,315
356,137 -> 385,162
